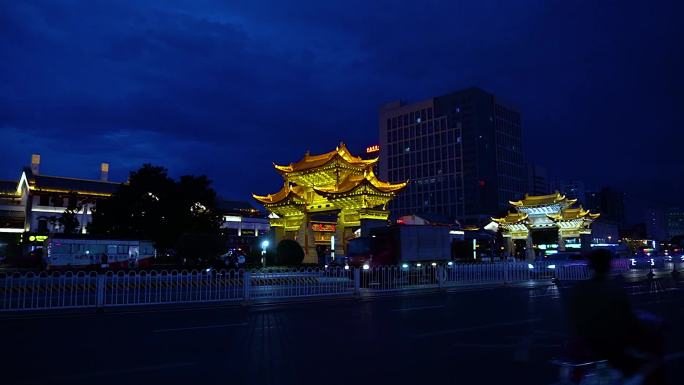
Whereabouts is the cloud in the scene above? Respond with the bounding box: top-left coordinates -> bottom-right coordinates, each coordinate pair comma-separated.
1,0 -> 683,211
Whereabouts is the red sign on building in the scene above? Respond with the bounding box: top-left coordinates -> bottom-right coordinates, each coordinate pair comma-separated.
366,145 -> 380,153
312,223 -> 336,232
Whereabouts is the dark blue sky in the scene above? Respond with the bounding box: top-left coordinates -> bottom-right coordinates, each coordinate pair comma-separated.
1,1 -> 682,219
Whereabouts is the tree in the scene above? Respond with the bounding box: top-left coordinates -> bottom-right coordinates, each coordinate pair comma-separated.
59,192 -> 82,234
90,164 -> 223,262
45,193 -> 81,233
90,164 -> 175,242
175,232 -> 224,266
276,239 -> 305,266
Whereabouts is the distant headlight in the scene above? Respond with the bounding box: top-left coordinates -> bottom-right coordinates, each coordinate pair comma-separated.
528,263 -> 534,269
447,261 -> 454,266
362,264 -> 370,270
547,264 -> 556,269
401,263 -> 409,269
344,265 -> 350,270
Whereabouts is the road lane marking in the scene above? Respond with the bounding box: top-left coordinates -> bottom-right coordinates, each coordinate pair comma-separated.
53,362 -> 197,380
153,322 -> 247,333
413,317 -> 542,338
529,294 -> 559,298
629,288 -> 680,296
665,351 -> 684,361
452,342 -> 562,349
391,305 -> 445,312
453,342 -> 516,348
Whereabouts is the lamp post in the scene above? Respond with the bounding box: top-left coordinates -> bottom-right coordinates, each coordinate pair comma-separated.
261,240 -> 270,268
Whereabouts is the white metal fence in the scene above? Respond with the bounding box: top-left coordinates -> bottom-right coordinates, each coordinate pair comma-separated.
103,270 -> 245,306
248,268 -> 355,299
0,259 -> 637,312
0,271 -> 99,311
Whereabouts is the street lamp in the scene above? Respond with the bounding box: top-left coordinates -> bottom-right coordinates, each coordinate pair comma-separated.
261,240 -> 270,268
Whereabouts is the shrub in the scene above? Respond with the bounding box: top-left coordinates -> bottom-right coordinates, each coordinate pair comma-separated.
276,239 -> 304,266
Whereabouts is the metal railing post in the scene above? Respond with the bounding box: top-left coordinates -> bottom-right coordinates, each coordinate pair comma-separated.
503,262 -> 509,285
353,268 -> 360,296
437,265 -> 445,289
243,271 -> 251,302
96,273 -> 105,311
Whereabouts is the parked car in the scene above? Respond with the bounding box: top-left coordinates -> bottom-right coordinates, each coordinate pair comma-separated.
629,252 -> 665,269
536,251 -> 586,269
663,251 -> 684,262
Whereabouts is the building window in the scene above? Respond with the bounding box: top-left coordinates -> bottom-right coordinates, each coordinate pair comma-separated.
52,196 -> 64,207
39,195 -> 50,206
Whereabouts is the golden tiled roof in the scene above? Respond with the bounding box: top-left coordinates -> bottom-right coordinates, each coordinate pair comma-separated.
273,142 -> 378,173
547,207 -> 600,221
491,212 -> 529,224
252,185 -> 307,205
509,192 -> 576,207
313,169 -> 407,195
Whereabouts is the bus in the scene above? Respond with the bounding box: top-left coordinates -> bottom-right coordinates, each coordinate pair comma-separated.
43,236 -> 155,270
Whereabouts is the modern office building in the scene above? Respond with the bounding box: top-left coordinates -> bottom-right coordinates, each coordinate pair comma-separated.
665,207 -> 684,240
527,164 -> 549,196
0,154 -> 122,257
586,187 -> 626,226
0,154 -> 121,237
379,87 -> 526,225
217,199 -> 270,252
559,180 -> 587,207
0,180 -> 26,257
645,208 -> 668,241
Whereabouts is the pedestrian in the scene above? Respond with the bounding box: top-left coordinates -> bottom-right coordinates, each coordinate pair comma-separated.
566,249 -> 665,384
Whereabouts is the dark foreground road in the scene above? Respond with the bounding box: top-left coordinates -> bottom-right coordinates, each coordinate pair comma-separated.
2,277 -> 684,385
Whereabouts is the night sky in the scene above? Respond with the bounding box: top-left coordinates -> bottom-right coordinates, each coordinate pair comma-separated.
1,1 -> 682,222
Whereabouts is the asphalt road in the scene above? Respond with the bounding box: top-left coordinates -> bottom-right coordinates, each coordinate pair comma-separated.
2,276 -> 684,385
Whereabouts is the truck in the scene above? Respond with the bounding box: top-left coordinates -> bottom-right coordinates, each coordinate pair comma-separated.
345,224 -> 454,268
44,235 -> 156,270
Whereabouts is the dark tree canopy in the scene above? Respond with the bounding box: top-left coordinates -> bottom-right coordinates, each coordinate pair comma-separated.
175,232 -> 225,265
276,239 -> 305,266
90,164 -> 223,259
59,192 -> 82,234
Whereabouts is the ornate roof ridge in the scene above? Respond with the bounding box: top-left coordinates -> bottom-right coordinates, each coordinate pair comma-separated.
491,212 -> 529,224
510,191 -> 577,207
546,206 -> 601,221
273,142 -> 378,173
313,168 -> 407,194
252,184 -> 307,204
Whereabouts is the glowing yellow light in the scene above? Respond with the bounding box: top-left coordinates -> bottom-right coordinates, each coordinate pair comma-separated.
366,144 -> 380,153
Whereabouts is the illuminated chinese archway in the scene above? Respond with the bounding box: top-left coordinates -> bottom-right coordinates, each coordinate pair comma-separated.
492,192 -> 600,260
253,143 -> 407,263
